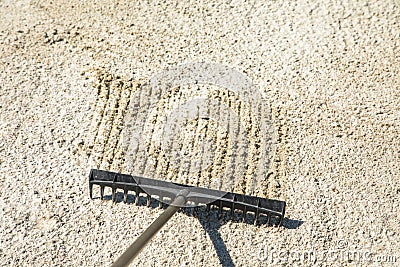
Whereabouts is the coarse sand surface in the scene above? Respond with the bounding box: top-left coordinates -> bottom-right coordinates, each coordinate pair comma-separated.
0,0 -> 399,266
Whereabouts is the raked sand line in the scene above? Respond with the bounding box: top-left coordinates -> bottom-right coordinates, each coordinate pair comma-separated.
74,70 -> 287,200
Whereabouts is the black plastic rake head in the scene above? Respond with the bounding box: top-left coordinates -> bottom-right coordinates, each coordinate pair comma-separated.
89,169 -> 286,266
89,169 -> 286,225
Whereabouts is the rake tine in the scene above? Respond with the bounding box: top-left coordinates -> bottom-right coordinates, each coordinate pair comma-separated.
230,196 -> 235,219
158,197 -> 163,208
135,188 -> 139,205
278,215 -> 284,226
146,194 -> 151,207
111,175 -> 118,202
112,188 -> 117,202
100,186 -> 105,200
218,202 -> 223,219
123,189 -> 128,204
89,170 -> 94,199
242,207 -> 247,222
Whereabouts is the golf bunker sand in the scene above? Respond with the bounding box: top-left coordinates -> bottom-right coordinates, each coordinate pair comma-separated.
0,0 -> 399,266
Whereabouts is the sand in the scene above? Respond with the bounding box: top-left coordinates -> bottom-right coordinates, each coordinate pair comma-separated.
0,0 -> 399,266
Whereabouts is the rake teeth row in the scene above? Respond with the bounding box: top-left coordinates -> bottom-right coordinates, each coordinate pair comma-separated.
89,169 -> 286,226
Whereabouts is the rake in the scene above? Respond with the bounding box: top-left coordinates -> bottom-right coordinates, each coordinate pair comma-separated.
89,169 -> 286,266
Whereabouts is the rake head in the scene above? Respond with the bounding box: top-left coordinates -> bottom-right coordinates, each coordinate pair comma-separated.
89,169 -> 286,226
